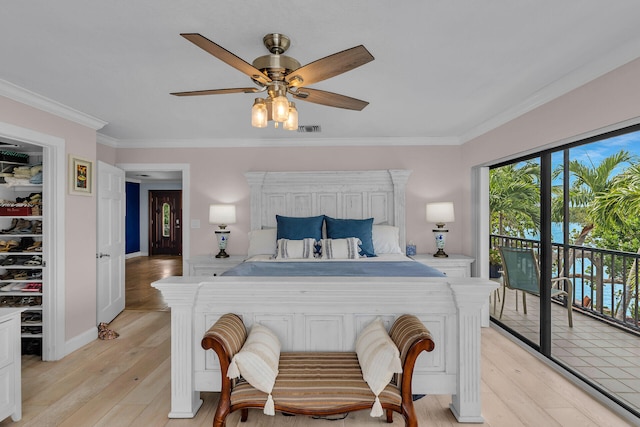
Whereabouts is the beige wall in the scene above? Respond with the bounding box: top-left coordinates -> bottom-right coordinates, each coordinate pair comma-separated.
0,95 -> 98,343
114,145 -> 465,257
459,56 -> 640,254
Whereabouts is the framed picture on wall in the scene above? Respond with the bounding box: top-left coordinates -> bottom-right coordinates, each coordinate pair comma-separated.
69,155 -> 92,195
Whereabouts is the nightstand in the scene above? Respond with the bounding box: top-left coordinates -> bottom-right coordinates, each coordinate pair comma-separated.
410,253 -> 474,277
187,255 -> 246,276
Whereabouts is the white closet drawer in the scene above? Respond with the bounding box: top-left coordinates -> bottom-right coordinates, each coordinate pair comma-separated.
0,364 -> 15,419
0,319 -> 15,369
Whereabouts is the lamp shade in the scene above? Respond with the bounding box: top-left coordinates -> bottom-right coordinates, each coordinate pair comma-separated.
209,204 -> 236,226
426,202 -> 455,224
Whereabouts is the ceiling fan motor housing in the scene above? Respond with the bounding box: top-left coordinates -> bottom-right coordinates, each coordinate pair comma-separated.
251,33 -> 302,83
252,54 -> 301,81
263,33 -> 290,54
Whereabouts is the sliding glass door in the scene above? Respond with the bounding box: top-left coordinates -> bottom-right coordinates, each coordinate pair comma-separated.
489,124 -> 640,417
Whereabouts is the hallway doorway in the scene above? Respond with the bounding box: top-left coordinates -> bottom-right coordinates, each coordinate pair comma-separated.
125,255 -> 182,311
149,190 -> 182,255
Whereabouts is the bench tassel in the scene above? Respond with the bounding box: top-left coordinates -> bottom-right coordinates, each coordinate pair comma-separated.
264,393 -> 275,416
227,358 -> 240,379
370,396 -> 383,417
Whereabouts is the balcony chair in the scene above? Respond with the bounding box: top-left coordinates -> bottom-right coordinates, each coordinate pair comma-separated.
498,246 -> 573,327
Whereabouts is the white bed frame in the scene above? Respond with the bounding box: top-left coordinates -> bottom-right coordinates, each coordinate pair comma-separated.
152,170 -> 496,423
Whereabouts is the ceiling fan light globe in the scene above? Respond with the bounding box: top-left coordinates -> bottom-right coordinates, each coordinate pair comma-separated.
272,95 -> 290,122
251,99 -> 268,128
283,102 -> 298,130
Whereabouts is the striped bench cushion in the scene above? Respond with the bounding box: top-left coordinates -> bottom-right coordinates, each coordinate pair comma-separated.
231,352 -> 401,411
203,313 -> 247,357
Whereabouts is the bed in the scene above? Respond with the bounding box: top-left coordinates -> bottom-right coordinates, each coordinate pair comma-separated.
152,169 -> 497,423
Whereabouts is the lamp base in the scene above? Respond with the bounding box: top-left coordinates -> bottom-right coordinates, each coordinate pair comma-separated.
215,249 -> 230,259
432,227 -> 449,258
433,249 -> 449,258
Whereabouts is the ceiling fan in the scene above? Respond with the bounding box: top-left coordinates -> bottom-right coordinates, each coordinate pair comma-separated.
171,33 -> 374,129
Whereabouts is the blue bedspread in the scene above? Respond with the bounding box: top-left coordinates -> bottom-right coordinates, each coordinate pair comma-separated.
221,260 -> 445,277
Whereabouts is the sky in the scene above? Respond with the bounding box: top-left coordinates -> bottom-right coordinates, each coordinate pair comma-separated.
564,129 -> 640,171
541,128 -> 640,183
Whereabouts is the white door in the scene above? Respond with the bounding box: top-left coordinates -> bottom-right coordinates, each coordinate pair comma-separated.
96,161 -> 125,324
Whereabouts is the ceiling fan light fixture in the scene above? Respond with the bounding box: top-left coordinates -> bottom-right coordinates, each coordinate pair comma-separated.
251,98 -> 268,128
173,32 -> 374,131
272,94 -> 290,122
283,102 -> 298,131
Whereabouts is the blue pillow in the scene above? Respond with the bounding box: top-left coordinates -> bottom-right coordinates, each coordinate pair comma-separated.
324,216 -> 376,257
276,215 -> 324,241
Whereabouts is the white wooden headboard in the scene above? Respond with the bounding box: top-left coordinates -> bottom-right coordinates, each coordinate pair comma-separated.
245,170 -> 412,251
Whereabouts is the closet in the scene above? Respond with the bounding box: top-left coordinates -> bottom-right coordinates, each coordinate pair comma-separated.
0,142 -> 44,358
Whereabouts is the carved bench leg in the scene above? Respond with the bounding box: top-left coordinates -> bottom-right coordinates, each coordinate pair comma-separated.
403,402 -> 418,427
241,408 -> 249,422
386,408 -> 393,423
213,405 -> 229,427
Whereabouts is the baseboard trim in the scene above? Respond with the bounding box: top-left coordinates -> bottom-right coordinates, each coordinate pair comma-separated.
65,326 -> 97,357
125,251 -> 143,259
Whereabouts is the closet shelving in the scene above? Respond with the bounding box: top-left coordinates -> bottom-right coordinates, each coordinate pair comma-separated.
0,150 -> 44,356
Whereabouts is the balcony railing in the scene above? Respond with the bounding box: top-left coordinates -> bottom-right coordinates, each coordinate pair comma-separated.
491,234 -> 640,332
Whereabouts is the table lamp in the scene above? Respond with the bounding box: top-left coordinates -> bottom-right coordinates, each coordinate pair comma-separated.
209,204 -> 236,258
426,202 -> 455,258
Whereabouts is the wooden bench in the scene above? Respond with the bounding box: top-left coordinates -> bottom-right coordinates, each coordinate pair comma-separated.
201,313 -> 435,427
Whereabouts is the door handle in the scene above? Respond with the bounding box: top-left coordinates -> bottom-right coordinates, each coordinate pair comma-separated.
97,253 -> 111,258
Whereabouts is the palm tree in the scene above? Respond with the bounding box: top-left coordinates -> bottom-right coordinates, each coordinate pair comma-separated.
569,150 -> 634,241
490,161 -> 540,237
563,150 -> 634,312
590,163 -> 640,320
590,163 -> 640,229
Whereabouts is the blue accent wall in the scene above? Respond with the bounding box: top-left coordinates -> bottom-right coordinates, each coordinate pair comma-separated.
125,181 -> 141,254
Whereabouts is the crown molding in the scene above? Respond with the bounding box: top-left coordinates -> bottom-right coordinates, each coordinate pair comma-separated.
0,79 -> 107,131
96,133 -> 119,148
459,36 -> 640,144
97,135 -> 461,149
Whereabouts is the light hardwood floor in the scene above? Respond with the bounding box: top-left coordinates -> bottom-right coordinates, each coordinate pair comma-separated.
1,256 -> 635,426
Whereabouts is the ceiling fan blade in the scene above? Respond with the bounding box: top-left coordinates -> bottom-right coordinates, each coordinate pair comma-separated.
180,33 -> 271,85
171,87 -> 261,97
286,45 -> 374,87
291,88 -> 369,111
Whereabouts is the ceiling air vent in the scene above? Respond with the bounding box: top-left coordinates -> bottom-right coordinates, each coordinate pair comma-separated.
297,125 -> 322,133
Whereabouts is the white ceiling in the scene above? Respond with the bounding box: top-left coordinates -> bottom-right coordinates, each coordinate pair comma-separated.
2,1 -> 640,147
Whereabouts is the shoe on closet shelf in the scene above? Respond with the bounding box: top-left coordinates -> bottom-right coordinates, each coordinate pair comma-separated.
0,283 -> 15,292
1,218 -> 18,233
22,283 -> 41,292
22,312 -> 42,323
0,240 -> 19,252
15,219 -> 32,233
28,270 -> 42,279
1,256 -> 16,266
12,270 -> 28,280
26,241 -> 42,252
25,256 -> 42,266
9,283 -> 28,291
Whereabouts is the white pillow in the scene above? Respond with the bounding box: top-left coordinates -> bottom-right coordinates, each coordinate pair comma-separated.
274,238 -> 316,259
372,225 -> 402,254
355,318 -> 403,417
320,238 -> 361,259
247,229 -> 277,257
227,323 -> 281,415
